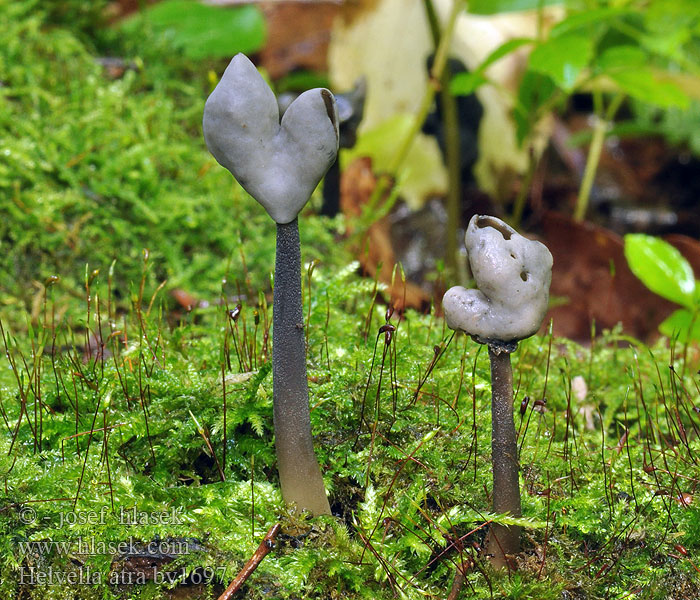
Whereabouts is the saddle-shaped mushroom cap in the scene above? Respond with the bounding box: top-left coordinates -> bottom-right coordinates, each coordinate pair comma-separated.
203,53 -> 339,224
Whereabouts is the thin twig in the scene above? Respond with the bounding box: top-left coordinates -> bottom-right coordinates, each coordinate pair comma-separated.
217,523 -> 281,600
447,564 -> 466,600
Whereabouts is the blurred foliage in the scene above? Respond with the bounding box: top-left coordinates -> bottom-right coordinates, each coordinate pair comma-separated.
454,0 -> 699,145
118,0 -> 266,60
453,0 -> 700,221
632,99 -> 700,156
468,0 -> 562,13
625,234 -> 696,308
42,0 -> 110,43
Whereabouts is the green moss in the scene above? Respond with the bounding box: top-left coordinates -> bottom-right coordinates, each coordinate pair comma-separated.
0,0 -> 341,331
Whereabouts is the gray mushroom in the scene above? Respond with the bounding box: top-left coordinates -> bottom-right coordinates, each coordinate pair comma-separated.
203,53 -> 339,225
203,54 -> 338,516
442,215 -> 552,569
442,215 -> 552,343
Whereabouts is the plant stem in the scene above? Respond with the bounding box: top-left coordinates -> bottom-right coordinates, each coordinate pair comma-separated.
273,219 -> 331,516
423,0 -> 462,277
363,0 -> 462,220
447,564 -> 466,600
573,116 -> 606,222
510,145 -> 535,229
443,89 -> 462,276
484,346 -> 521,570
391,0 -> 460,173
574,93 -> 624,222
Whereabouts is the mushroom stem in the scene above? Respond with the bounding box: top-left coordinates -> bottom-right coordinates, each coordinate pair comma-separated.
484,346 -> 521,570
273,219 -> 331,516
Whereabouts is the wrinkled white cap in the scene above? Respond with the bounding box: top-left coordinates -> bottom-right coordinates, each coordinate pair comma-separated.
203,54 -> 339,224
443,215 -> 553,342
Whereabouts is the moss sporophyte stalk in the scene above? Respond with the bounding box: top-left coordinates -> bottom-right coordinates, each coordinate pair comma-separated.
203,53 -> 338,516
443,214 -> 553,570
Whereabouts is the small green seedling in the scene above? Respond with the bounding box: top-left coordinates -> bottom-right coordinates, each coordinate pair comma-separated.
624,233 -> 700,342
203,53 -> 339,515
443,215 -> 552,569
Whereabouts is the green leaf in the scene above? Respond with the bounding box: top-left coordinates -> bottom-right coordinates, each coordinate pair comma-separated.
549,7 -> 633,38
450,38 -> 534,96
514,71 -> 556,145
659,308 -> 700,343
639,29 -> 691,63
597,46 -> 647,71
275,70 -> 330,94
624,234 -> 696,307
467,0 -> 562,15
644,0 -> 700,34
528,34 -> 593,91
124,0 -> 266,60
595,45 -> 688,108
606,68 -> 690,108
450,71 -> 489,96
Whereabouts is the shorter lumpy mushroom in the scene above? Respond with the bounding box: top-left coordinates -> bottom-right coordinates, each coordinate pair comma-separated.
203,54 -> 338,516
442,215 -> 552,343
442,215 -> 552,569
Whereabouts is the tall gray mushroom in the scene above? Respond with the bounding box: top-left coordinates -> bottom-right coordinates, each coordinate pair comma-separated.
443,215 -> 552,569
203,53 -> 338,516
